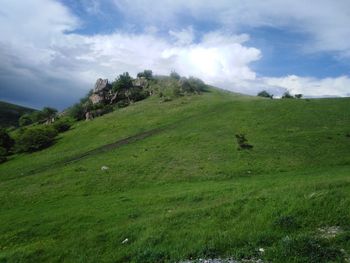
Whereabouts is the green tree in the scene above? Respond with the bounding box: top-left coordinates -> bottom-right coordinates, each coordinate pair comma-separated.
257,90 -> 273,99
170,71 -> 180,80
282,91 -> 294,99
19,114 -> 33,126
112,72 -> 133,92
137,70 -> 153,80
52,117 -> 73,133
30,111 -> 46,123
67,103 -> 86,121
295,94 -> 303,99
41,107 -> 58,122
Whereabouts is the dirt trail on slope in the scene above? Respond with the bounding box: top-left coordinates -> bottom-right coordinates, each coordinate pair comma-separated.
16,127 -> 167,179
63,127 -> 164,164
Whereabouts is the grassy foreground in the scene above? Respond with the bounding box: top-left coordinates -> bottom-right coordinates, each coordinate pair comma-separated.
0,89 -> 350,262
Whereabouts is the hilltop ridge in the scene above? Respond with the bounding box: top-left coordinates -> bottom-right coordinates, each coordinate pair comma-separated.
0,101 -> 36,128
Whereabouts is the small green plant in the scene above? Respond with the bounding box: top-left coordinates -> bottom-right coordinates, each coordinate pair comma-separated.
274,215 -> 300,231
235,134 -> 253,150
271,235 -> 342,263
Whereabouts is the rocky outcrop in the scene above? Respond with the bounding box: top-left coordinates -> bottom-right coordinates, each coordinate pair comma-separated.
89,77 -> 149,105
94,78 -> 111,93
89,78 -> 112,104
132,77 -> 148,89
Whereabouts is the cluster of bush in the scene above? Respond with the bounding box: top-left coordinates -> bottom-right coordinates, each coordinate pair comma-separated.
282,91 -> 303,99
19,107 -> 58,126
257,90 -> 303,99
156,72 -> 208,102
0,116 -> 73,163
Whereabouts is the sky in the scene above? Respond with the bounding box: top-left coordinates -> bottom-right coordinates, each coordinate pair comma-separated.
0,0 -> 350,110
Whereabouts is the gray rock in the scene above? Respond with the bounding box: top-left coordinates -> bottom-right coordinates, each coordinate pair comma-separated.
90,78 -> 112,104
132,77 -> 148,88
94,78 -> 111,93
90,94 -> 105,104
101,166 -> 109,171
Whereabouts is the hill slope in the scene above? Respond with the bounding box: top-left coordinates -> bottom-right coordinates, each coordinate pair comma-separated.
0,101 -> 36,128
0,89 -> 350,262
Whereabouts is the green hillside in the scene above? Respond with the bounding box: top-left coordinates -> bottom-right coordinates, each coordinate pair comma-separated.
0,89 -> 350,262
0,101 -> 36,128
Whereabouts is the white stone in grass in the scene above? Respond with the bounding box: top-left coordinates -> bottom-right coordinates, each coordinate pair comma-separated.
101,166 -> 109,171
258,248 -> 265,253
122,238 -> 129,244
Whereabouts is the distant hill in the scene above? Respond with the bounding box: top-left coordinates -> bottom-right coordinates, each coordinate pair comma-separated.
0,101 -> 36,128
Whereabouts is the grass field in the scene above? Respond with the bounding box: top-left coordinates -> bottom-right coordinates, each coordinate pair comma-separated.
0,89 -> 350,262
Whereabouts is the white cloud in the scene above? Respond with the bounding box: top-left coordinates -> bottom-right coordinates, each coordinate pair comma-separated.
169,27 -> 195,45
0,0 -> 349,109
262,75 -> 350,97
0,0 -> 263,108
113,0 -> 350,57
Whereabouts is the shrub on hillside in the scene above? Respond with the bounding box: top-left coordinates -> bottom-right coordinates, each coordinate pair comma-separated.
128,88 -> 149,102
15,126 -> 58,152
18,107 -> 58,126
67,103 -> 86,120
19,113 -> 34,126
257,90 -> 273,99
0,147 -> 7,163
41,107 -> 58,120
137,70 -> 153,80
116,100 -> 129,108
0,128 -> 15,153
112,72 -> 133,92
170,71 -> 181,80
180,77 -> 207,94
52,117 -> 73,133
282,91 -> 294,99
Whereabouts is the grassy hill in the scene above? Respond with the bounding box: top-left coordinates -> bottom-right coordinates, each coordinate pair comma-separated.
0,89 -> 350,262
0,101 -> 36,128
